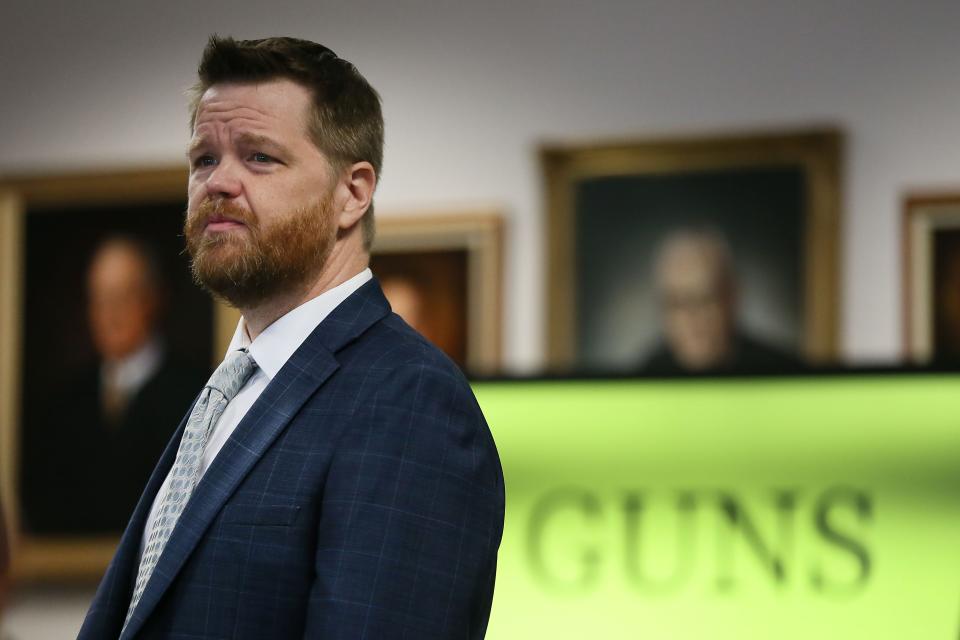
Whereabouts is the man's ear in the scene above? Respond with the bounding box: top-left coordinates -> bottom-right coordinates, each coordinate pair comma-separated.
337,161 -> 377,230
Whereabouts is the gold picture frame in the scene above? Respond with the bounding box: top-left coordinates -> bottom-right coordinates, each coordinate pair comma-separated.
543,128 -> 842,371
373,211 -> 504,375
902,192 -> 960,363
0,167 -> 235,583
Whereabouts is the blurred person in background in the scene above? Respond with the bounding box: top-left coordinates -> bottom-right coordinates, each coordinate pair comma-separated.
21,237 -> 205,534
642,228 -> 798,374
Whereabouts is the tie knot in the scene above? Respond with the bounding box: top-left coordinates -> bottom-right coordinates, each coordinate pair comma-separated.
206,349 -> 258,401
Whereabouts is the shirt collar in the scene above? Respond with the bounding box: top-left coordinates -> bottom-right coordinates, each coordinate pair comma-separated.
225,268 -> 372,380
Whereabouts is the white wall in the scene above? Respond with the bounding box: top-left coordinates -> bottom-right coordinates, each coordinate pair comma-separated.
3,0 -> 959,372
2,0 -> 959,634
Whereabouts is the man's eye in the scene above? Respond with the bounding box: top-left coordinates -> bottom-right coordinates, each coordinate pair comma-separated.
251,152 -> 274,163
193,155 -> 216,168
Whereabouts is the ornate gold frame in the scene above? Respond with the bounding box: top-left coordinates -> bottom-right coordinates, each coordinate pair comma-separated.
543,128 -> 842,369
0,167 -> 235,583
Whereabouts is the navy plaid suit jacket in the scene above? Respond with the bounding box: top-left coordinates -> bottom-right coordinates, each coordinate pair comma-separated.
78,279 -> 505,639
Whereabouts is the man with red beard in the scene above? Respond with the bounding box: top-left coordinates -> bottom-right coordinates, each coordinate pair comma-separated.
80,36 -> 504,640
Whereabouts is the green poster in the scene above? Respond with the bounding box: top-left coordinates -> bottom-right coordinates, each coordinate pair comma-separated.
474,375 -> 960,639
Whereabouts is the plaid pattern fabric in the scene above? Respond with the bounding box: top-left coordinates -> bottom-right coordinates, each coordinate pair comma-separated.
79,279 -> 505,639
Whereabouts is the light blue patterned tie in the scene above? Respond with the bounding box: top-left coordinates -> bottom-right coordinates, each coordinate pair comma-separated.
122,349 -> 258,632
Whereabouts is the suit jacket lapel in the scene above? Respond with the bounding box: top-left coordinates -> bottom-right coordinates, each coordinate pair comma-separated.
85,398 -> 194,639
122,279 -> 391,638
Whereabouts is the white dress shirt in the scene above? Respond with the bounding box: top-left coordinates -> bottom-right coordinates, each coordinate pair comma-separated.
139,268 -> 373,558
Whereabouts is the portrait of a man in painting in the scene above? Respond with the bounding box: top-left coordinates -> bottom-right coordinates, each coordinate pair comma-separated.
18,201 -> 212,536
544,130 -> 841,373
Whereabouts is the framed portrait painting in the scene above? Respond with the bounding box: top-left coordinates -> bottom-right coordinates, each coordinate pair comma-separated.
0,168 -> 234,582
371,212 -> 503,375
543,129 -> 842,373
903,193 -> 960,364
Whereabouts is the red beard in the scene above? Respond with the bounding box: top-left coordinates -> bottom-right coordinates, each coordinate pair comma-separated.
184,195 -> 336,308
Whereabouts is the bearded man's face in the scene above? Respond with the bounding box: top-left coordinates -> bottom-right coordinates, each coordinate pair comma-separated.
184,79 -> 340,307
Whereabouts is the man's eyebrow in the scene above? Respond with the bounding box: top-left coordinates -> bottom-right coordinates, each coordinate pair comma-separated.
185,133 -> 289,158
186,136 -> 211,158
234,132 -> 287,152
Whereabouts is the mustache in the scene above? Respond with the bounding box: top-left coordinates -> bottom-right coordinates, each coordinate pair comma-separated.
188,199 -> 258,229
183,200 -> 259,257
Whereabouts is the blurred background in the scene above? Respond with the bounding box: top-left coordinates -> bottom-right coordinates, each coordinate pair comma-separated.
1,0 -> 959,637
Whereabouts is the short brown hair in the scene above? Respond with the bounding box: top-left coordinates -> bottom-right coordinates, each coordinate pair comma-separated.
189,35 -> 383,250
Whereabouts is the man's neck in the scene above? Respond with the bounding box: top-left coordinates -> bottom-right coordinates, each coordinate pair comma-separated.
240,246 -> 368,341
